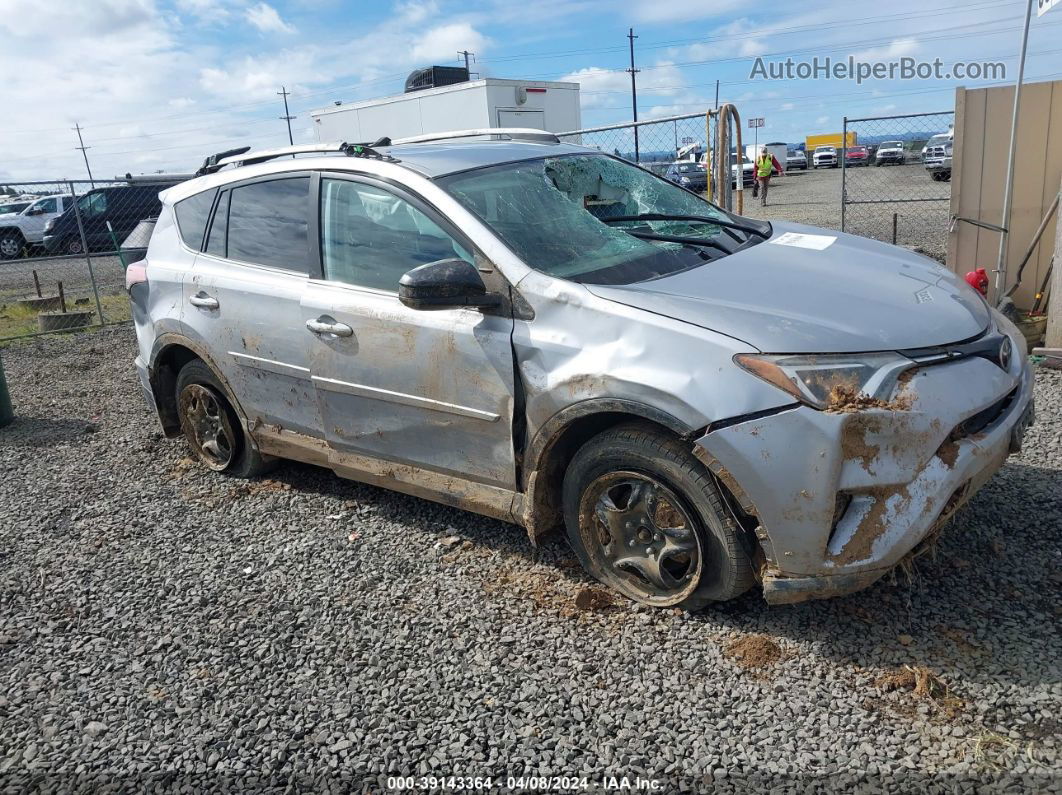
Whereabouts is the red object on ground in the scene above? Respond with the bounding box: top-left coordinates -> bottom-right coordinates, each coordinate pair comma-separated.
964,268 -> 989,295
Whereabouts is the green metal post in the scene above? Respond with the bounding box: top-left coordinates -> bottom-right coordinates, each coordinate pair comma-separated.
0,351 -> 13,428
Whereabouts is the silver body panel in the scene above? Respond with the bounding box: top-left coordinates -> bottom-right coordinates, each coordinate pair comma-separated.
135,141 -> 1035,604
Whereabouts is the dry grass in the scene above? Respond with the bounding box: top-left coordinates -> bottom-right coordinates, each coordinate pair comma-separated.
964,731 -> 1043,771
875,664 -> 963,719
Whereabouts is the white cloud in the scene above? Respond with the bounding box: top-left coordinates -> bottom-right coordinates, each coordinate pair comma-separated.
780,102 -> 795,111
410,22 -> 488,62
853,38 -> 919,61
816,115 -> 830,125
561,61 -> 687,109
245,2 -> 295,34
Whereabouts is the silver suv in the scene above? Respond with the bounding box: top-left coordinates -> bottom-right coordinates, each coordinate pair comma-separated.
129,131 -> 1034,608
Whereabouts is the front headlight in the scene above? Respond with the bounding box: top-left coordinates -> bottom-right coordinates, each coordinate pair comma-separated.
734,352 -> 912,409
44,218 -> 56,233
679,176 -> 691,184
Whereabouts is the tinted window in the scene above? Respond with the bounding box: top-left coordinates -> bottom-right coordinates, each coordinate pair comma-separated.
78,191 -> 108,217
174,189 -> 216,250
320,178 -> 471,291
227,178 -> 310,272
34,198 -> 58,213
205,190 -> 229,257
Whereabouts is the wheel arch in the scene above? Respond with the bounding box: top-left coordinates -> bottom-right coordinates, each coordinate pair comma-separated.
149,334 -> 254,443
519,399 -> 696,542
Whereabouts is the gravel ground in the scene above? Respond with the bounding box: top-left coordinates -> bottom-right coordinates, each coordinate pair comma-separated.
739,163 -> 951,261
0,327 -> 1059,792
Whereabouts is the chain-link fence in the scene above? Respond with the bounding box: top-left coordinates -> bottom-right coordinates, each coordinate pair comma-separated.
841,110 -> 954,261
0,177 -> 185,341
558,111 -> 717,175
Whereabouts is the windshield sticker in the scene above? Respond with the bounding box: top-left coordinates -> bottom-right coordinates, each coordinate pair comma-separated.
768,232 -> 836,250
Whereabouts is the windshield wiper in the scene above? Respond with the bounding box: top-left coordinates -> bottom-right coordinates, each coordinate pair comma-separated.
626,231 -> 734,255
602,213 -> 770,240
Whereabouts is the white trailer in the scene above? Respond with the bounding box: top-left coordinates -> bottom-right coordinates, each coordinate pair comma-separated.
310,78 -> 581,143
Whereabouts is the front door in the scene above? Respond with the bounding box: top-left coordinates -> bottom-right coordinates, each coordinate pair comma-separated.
302,175 -> 517,489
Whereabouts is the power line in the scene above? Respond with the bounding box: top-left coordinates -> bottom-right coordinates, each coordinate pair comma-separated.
278,86 -> 295,146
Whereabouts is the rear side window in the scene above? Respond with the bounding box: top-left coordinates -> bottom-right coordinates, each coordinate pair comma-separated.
226,177 -> 310,272
174,189 -> 216,251
205,190 -> 228,257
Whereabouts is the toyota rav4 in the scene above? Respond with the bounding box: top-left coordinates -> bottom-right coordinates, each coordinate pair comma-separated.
128,131 -> 1034,609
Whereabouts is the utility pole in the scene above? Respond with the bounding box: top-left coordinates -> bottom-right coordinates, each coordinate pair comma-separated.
993,0 -> 1035,301
715,80 -> 720,110
73,123 -> 94,187
627,28 -> 640,163
277,86 -> 295,146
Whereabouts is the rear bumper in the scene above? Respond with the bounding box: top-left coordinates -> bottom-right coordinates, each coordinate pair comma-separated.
695,338 -> 1033,604
134,355 -> 162,422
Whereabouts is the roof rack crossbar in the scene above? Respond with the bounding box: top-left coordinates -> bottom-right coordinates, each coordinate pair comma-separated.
391,128 -> 560,146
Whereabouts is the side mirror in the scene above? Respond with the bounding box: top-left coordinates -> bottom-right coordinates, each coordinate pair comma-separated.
398,258 -> 501,311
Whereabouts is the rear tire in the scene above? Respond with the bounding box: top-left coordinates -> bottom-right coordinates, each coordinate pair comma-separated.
176,360 -> 275,478
64,237 -> 84,255
562,424 -> 756,610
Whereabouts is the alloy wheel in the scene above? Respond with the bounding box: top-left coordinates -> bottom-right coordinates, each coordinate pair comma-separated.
178,383 -> 236,470
0,237 -> 20,258
578,471 -> 702,605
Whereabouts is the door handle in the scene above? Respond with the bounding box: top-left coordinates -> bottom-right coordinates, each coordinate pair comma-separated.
306,318 -> 353,337
189,292 -> 219,309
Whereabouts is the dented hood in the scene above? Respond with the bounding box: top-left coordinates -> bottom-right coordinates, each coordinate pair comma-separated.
586,222 -> 990,353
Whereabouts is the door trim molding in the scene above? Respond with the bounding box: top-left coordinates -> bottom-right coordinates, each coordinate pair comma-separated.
310,374 -> 500,422
229,351 -> 311,379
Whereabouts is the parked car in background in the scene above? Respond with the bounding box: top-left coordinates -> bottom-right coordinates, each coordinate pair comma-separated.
812,146 -> 837,168
0,200 -> 33,217
664,161 -> 708,192
128,131 -> 1034,609
43,185 -> 168,256
0,194 -> 73,259
923,133 -> 953,182
844,146 -> 869,167
786,148 -> 807,170
875,141 -> 906,166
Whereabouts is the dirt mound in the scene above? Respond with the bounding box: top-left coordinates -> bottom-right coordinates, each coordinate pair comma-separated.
574,587 -> 615,612
827,385 -> 913,413
724,634 -> 783,669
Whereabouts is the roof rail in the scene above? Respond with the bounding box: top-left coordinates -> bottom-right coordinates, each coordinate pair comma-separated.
120,172 -> 196,185
197,139 -> 399,176
391,128 -> 560,146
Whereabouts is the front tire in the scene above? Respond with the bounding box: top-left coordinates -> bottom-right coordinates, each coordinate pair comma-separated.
0,232 -> 24,259
176,359 -> 275,478
64,236 -> 84,255
562,424 -> 755,610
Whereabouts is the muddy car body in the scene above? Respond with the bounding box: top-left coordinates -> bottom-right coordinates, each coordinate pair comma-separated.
129,131 -> 1034,608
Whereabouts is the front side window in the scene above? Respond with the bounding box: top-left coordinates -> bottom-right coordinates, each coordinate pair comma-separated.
320,178 -> 471,291
33,198 -> 58,214
438,154 -> 739,285
174,189 -> 216,250
226,177 -> 310,272
77,192 -> 107,217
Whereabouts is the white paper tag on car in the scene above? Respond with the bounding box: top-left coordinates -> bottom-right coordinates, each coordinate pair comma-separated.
768,232 -> 836,250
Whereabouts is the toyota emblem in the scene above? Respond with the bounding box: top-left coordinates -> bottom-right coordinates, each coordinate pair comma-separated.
999,337 -> 1013,370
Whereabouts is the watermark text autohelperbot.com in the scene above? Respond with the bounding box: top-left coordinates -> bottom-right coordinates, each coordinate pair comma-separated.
750,56 -> 1006,84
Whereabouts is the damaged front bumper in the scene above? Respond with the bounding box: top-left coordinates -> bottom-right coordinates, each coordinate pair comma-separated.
695,348 -> 1034,605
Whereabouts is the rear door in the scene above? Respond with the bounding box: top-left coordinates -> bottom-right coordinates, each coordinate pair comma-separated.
186,174 -> 321,436
302,173 -> 517,488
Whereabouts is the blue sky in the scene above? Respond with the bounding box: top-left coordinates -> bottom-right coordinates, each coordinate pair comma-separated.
1,0 -> 1061,180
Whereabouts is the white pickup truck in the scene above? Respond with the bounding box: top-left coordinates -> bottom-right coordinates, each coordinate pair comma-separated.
0,194 -> 73,259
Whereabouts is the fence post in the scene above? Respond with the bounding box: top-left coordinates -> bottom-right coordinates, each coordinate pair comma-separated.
841,116 -> 848,232
67,181 -> 106,326
892,213 -> 898,245
0,352 -> 13,428
1045,175 -> 1062,349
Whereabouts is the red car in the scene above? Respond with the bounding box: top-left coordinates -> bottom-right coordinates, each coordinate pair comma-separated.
845,146 -> 869,166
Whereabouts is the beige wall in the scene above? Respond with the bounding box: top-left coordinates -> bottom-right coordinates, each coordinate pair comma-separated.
948,80 -> 1062,309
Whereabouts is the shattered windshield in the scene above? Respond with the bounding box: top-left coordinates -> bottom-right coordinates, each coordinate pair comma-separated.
437,154 -> 745,285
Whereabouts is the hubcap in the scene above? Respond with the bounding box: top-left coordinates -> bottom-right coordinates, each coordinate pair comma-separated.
0,238 -> 19,257
178,383 -> 236,470
579,471 -> 701,605
66,239 -> 83,254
